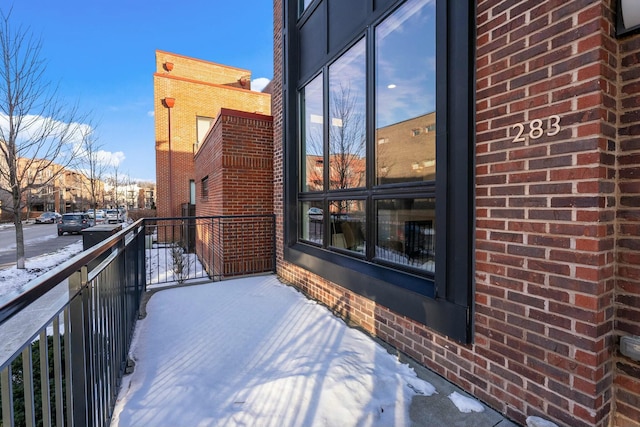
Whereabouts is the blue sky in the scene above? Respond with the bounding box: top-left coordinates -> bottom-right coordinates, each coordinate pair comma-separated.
7,1 -> 274,182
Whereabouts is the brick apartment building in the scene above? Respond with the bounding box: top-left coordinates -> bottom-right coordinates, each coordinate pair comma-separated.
0,156 -> 107,219
153,50 -> 272,218
270,0 -> 640,426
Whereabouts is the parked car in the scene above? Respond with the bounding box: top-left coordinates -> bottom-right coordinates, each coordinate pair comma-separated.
105,209 -> 123,224
93,211 -> 107,224
57,213 -> 93,236
35,211 -> 61,224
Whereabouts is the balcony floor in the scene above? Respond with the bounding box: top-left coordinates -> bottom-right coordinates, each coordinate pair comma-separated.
110,275 -> 518,427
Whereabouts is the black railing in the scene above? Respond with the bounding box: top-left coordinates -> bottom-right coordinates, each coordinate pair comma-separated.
144,215 -> 276,286
0,215 -> 276,427
0,220 -> 146,427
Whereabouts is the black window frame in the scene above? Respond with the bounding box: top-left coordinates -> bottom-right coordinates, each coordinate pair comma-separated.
201,175 -> 209,200
282,0 -> 475,343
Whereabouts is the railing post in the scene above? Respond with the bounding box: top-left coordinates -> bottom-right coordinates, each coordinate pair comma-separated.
272,215 -> 276,273
22,346 -> 36,427
69,267 -> 90,427
39,330 -> 52,427
1,364 -> 14,425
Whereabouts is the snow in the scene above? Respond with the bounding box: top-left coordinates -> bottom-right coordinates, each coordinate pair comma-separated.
110,275 -> 438,427
1,233 -> 497,426
526,416 -> 559,427
447,391 -> 485,414
0,240 -> 83,305
146,243 -> 205,288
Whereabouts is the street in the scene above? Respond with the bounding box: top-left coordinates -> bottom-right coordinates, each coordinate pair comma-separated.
0,222 -> 82,269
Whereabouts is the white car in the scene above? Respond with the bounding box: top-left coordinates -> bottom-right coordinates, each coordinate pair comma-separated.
95,211 -> 107,224
105,209 -> 121,223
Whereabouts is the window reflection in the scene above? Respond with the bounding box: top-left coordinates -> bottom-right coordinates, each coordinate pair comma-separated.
301,75 -> 324,192
375,0 -> 436,185
330,200 -> 366,253
300,0 -> 314,15
329,38 -> 366,190
297,0 -> 438,277
376,198 -> 435,272
300,201 -> 324,245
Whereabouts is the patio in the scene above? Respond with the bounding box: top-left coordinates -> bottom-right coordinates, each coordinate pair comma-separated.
109,275 -> 518,427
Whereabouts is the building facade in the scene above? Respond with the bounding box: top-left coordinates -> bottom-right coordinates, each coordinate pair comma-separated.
1,157 -> 105,218
272,1 -> 640,426
154,50 -> 272,218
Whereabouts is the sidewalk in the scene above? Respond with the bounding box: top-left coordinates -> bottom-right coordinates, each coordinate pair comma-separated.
111,275 -> 520,427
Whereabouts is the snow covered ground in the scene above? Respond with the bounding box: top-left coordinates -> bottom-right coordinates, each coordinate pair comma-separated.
110,275 -> 495,427
0,240 -> 83,306
0,226 -> 510,427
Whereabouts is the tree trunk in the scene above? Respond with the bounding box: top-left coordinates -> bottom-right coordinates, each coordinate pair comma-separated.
14,214 -> 25,269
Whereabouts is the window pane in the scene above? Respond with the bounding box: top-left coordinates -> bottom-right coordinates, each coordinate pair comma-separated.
300,201 -> 324,244
329,200 -> 366,253
301,75 -> 324,192
329,38 -> 366,190
375,0 -> 436,185
196,116 -> 214,145
299,0 -> 314,16
376,198 -> 435,272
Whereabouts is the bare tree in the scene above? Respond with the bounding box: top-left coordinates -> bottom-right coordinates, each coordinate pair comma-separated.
328,84 -> 366,192
305,84 -> 366,196
74,126 -> 108,211
0,10 -> 87,269
110,163 -> 122,208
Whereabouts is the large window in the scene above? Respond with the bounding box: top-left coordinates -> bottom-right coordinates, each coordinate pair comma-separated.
298,0 -> 436,275
286,0 -> 474,342
329,38 -> 366,191
375,1 -> 436,185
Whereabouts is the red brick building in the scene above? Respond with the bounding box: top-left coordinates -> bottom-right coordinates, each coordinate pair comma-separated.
154,50 -> 271,218
271,1 -> 640,426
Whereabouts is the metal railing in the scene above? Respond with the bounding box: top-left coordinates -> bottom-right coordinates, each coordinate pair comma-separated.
0,214 -> 276,427
144,215 -> 276,286
0,220 -> 146,427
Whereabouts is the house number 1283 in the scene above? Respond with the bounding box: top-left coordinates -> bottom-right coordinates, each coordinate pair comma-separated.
512,115 -> 561,143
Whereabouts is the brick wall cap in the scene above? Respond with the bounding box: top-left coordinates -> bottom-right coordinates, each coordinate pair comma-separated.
156,49 -> 251,74
218,108 -> 274,122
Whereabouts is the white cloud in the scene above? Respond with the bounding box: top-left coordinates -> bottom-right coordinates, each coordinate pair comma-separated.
0,114 -> 92,148
97,150 -> 125,167
147,110 -> 155,117
251,77 -> 270,92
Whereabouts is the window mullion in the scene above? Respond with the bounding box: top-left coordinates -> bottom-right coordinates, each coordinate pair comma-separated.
366,25 -> 376,261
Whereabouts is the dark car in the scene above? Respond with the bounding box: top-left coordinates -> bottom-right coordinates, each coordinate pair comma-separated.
35,211 -> 61,224
57,213 -> 93,236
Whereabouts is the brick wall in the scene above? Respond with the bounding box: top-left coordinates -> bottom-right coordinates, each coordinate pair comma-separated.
194,109 -> 274,278
616,29 -> 640,427
474,1 -> 619,425
154,51 -> 271,219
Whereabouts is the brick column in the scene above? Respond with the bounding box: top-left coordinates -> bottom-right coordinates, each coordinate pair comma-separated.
194,109 -> 274,278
